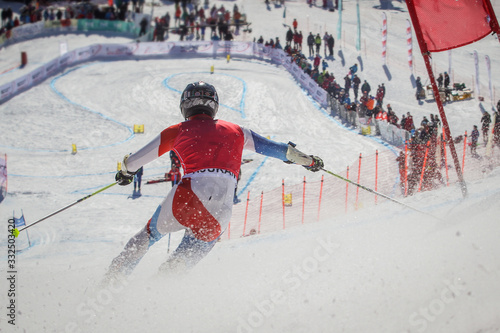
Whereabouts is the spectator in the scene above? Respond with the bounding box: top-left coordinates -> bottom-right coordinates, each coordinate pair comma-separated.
314,33 -> 321,54
444,72 -> 450,88
327,33 -> 334,57
481,111 -> 491,144
375,84 -> 384,107
471,125 -> 480,158
274,36 -> 282,49
437,73 -> 443,88
286,28 -> 293,46
361,80 -> 371,96
344,75 -> 351,96
352,74 -> 361,101
416,76 -> 424,100
313,54 -> 321,70
349,63 -> 358,78
139,16 -> 148,36
292,18 -> 298,31
404,112 -> 415,132
322,31 -> 329,55
307,32 -> 315,57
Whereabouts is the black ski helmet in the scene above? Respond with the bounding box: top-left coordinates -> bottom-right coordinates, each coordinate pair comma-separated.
180,81 -> 219,119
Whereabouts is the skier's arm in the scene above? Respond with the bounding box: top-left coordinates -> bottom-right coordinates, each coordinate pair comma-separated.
242,128 -> 323,171
122,124 -> 180,173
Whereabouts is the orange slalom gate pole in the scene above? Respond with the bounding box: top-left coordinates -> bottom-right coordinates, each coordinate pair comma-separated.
242,191 -> 250,237
282,179 -> 286,230
375,150 -> 379,204
317,175 -> 324,221
321,167 -> 443,220
302,176 -> 306,224
404,142 -> 409,196
442,128 -> 449,186
258,191 -> 263,234
355,153 -> 362,210
418,141 -> 430,193
462,131 -> 467,173
345,166 -> 349,213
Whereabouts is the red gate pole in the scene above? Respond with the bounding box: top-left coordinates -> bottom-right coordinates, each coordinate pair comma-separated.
355,153 -> 362,210
442,128 -> 449,186
404,142 -> 409,196
462,131 -> 468,173
242,191 -> 250,237
418,141 -> 430,192
258,191 -> 263,234
317,175 -> 324,221
375,150 -> 379,204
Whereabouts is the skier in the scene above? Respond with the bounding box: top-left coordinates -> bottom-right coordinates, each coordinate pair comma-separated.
104,81 -> 324,282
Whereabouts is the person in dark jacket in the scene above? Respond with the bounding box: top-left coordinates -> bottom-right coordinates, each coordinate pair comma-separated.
327,34 -> 334,57
361,80 -> 371,96
352,75 -> 361,101
307,32 -> 315,57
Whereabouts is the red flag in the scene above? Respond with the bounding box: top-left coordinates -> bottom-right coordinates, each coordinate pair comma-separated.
406,0 -> 500,52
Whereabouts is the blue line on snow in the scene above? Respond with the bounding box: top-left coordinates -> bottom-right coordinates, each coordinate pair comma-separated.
0,63 -> 135,153
237,156 -> 269,197
50,64 -> 135,150
162,72 -> 247,119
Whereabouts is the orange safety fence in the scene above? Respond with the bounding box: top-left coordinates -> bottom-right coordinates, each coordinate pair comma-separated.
226,132 -> 500,241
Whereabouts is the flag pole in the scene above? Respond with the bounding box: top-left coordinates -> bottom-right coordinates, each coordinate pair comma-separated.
11,182 -> 117,237
483,0 -> 500,44
406,0 -> 468,198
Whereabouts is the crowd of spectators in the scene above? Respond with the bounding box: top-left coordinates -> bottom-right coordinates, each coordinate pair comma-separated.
254,7 -> 500,196
0,0 -> 147,38
151,1 -> 247,42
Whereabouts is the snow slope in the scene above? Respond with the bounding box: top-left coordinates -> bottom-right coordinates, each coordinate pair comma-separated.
1,0 -> 500,332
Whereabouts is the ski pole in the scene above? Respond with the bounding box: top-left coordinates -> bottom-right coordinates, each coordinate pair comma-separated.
11,182 -> 117,237
320,168 -> 442,221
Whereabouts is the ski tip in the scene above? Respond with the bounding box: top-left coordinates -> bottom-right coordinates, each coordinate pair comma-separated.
11,228 -> 19,238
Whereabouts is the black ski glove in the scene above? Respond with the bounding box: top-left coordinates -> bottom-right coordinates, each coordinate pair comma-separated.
115,170 -> 134,186
304,156 -> 324,172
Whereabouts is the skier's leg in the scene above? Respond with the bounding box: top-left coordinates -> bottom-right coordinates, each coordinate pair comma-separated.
158,229 -> 218,273
157,174 -> 235,273
104,184 -> 186,281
